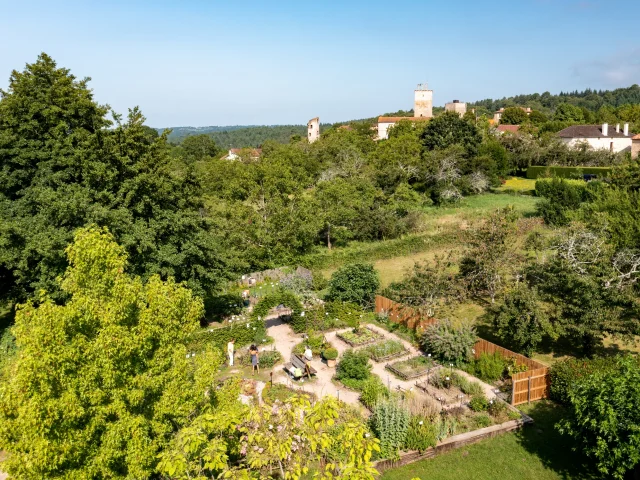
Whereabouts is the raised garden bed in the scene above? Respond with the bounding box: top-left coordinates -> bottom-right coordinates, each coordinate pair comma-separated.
336,326 -> 383,347
363,339 -> 407,362
261,383 -> 316,404
386,355 -> 437,380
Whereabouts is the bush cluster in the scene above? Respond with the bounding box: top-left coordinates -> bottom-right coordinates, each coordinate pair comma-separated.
189,320 -> 267,352
527,166 -> 612,179
468,394 -> 489,412
359,376 -> 389,409
237,349 -> 282,369
550,356 -> 618,404
292,334 -> 327,356
335,349 -> 372,390
326,263 -> 380,307
420,319 -> 476,365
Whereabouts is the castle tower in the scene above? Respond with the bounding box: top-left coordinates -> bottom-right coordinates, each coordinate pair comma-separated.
414,84 -> 433,118
307,117 -> 320,143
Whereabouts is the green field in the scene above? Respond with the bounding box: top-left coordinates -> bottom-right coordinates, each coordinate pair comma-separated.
381,401 -> 597,480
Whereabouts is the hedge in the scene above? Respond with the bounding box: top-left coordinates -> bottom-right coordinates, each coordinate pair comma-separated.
526,166 -> 612,179
189,320 -> 267,353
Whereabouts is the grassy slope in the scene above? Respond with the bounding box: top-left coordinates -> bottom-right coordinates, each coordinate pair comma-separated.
318,193 -> 540,286
381,401 -> 598,480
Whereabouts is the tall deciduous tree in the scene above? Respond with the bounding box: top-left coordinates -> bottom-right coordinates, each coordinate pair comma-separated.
499,107 -> 528,125
420,111 -> 482,156
0,53 -> 232,305
181,133 -> 219,161
0,226 -> 219,478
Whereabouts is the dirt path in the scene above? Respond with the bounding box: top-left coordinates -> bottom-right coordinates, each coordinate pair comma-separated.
265,318 -> 497,407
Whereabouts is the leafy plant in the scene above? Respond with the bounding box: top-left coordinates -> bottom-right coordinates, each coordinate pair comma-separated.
487,399 -> 508,418
322,347 -> 339,361
364,339 -> 407,361
370,398 -> 410,459
420,319 -> 476,365
469,394 -> 489,412
337,327 -> 382,346
404,416 -> 437,453
238,349 -> 282,369
293,334 -> 327,356
468,352 -> 507,383
472,414 -> 492,429
335,349 -> 372,385
550,356 -> 618,404
360,377 -> 390,409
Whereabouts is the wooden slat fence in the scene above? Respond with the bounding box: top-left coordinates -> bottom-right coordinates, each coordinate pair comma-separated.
375,296 -> 551,406
375,295 -> 437,331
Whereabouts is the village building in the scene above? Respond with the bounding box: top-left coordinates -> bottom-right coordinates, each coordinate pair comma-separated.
633,134 -> 640,159
307,117 -> 320,143
496,125 -> 520,134
221,148 -> 262,161
445,100 -> 467,117
557,123 -> 632,154
377,84 -> 433,140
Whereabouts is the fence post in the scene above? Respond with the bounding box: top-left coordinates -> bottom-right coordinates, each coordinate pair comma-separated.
527,376 -> 532,404
511,376 -> 516,406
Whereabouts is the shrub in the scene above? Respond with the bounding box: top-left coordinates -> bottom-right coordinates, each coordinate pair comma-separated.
326,263 -> 380,307
322,347 -> 338,361
468,394 -> 489,412
325,301 -> 362,328
468,353 -> 507,383
550,356 -> 618,404
473,414 -> 492,429
360,376 -> 389,409
189,320 -> 267,352
203,292 -> 244,321
420,319 -> 476,365
335,349 -> 371,383
238,349 -> 282,369
487,399 -> 508,418
535,177 -> 587,226
526,166 -> 612,179
370,398 -> 410,459
404,416 -> 437,453
451,372 -> 484,396
293,334 -> 327,356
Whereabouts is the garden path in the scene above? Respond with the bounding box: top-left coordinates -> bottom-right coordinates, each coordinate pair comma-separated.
264,317 -> 497,407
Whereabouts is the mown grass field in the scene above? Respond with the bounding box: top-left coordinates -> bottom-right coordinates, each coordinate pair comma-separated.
381,401 -> 598,480
494,177 -> 537,193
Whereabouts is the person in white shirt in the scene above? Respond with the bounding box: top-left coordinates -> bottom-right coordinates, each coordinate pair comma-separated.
227,339 -> 235,366
303,345 -> 313,361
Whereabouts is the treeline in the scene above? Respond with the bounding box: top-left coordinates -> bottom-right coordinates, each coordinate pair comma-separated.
471,84 -> 640,115
202,124 -> 307,148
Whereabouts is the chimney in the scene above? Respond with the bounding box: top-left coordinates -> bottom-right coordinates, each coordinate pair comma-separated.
602,123 -> 608,137
616,124 -> 620,133
624,123 -> 629,136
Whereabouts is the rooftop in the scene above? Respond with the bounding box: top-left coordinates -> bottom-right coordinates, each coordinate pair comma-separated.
558,125 -> 630,139
497,125 -> 520,133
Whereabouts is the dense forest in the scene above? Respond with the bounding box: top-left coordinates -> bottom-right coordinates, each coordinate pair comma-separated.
471,84 -> 640,115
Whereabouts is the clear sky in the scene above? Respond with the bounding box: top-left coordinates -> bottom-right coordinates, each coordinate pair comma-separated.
1,0 -> 638,127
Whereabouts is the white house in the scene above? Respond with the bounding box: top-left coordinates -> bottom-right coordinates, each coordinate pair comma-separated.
221,148 -> 262,161
377,116 -> 430,140
557,123 -> 632,153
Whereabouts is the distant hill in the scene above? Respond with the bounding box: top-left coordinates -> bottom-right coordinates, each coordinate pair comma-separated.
155,125 -> 257,143
470,84 -> 640,115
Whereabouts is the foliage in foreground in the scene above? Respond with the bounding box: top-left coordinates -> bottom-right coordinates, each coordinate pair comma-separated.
557,355 -> 640,479
0,226 -> 210,478
420,318 -> 476,365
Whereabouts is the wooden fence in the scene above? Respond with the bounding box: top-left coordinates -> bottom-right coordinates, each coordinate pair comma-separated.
472,338 -> 550,406
375,296 -> 438,331
375,296 -> 551,406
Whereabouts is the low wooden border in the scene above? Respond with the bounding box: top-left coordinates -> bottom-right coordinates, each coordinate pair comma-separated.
374,414 -> 532,473
336,327 -> 383,347
385,356 -> 438,380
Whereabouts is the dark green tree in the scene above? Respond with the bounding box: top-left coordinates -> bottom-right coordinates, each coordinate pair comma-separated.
554,103 -> 585,123
0,53 -> 232,305
181,134 -> 219,161
500,107 -> 528,125
493,284 -> 556,356
527,110 -> 548,125
420,111 -> 482,156
326,263 -> 380,307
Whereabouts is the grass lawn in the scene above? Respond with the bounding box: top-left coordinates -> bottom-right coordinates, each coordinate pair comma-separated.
381,401 -> 598,480
494,177 -> 537,193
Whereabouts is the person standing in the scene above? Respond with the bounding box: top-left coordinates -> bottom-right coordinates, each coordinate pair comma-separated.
227,339 -> 235,367
249,344 -> 260,375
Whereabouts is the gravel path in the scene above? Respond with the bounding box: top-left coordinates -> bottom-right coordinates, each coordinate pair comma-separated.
264,316 -> 497,408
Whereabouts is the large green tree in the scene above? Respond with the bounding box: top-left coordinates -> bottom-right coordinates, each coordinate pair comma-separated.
420,111 -> 482,156
0,226 -> 219,478
499,107 -> 528,125
0,53 -> 231,304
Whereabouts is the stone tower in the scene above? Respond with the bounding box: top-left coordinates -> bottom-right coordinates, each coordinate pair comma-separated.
414,84 -> 433,118
307,117 -> 320,143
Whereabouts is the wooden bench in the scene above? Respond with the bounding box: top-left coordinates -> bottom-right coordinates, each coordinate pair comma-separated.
284,353 -> 317,379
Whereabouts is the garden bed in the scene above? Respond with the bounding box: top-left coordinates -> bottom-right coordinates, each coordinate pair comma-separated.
363,339 -> 408,362
336,326 -> 383,347
261,383 -> 316,404
386,355 -> 437,380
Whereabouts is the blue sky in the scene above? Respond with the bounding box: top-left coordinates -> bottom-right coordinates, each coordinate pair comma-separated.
1,0 -> 638,127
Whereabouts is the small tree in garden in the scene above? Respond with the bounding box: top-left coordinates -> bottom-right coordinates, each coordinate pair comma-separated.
557,355 -> 640,480
493,284 -> 556,356
420,319 -> 476,365
327,263 -> 380,307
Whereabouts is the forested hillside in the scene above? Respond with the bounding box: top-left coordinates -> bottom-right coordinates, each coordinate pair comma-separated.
471,84 -> 640,114
157,125 -> 253,142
